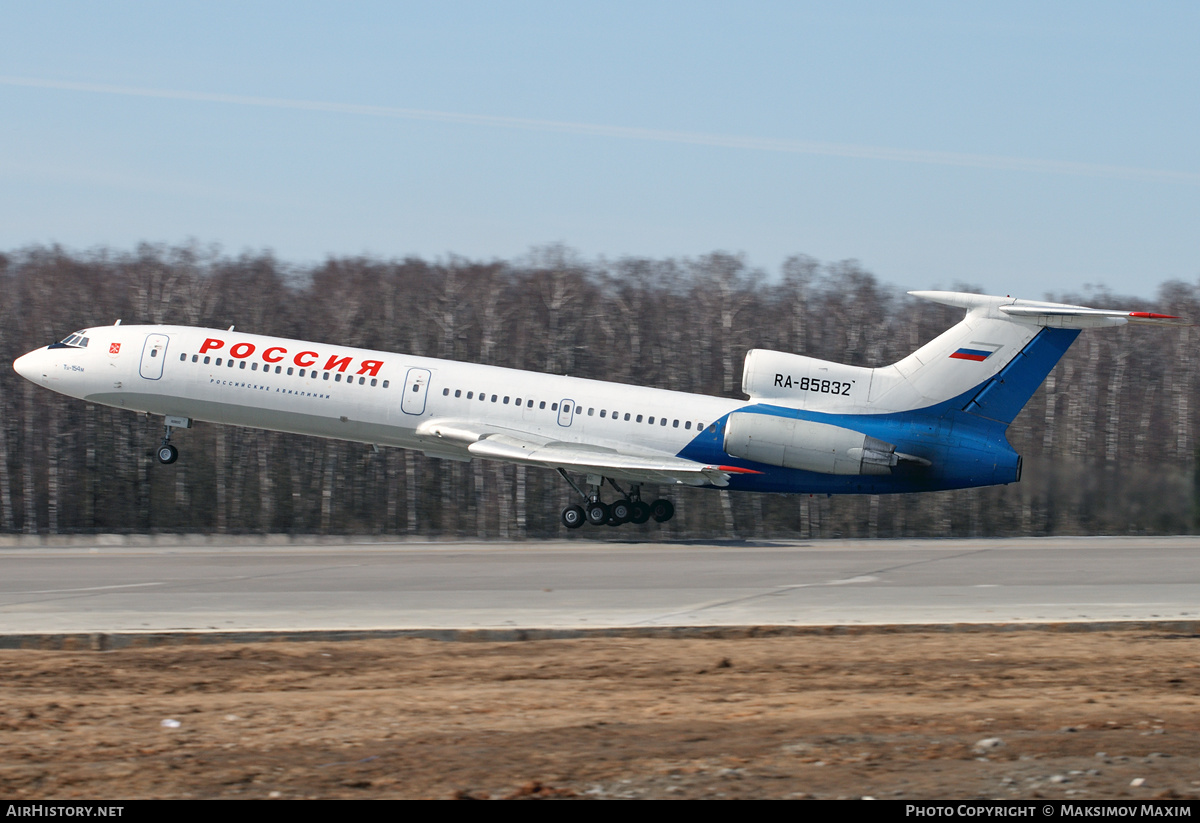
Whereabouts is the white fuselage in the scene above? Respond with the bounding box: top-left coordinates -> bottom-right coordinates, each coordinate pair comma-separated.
14,324 -> 740,465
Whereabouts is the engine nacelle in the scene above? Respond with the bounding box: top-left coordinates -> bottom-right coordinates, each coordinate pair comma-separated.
724,412 -> 906,476
741,348 -> 875,410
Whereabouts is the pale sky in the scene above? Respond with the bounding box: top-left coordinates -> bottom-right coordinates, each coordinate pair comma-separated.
2,1 -> 1197,300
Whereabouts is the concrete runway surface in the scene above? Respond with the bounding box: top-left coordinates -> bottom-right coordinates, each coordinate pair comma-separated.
1,535 -> 1197,636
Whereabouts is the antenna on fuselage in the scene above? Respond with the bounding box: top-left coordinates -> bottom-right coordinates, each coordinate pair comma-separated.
114,319 -> 121,325
228,325 -> 235,331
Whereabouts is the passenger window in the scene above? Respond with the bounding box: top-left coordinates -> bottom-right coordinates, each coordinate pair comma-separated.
277,366 -> 283,374
151,350 -> 158,358
180,354 -> 186,361
252,362 -> 258,371
203,356 -> 210,364
551,403 -> 557,411
600,410 -> 606,418
673,419 -> 679,428
382,380 -> 389,388
648,416 -> 654,424
637,415 -> 643,423
503,397 -> 510,404
443,388 -> 450,396
467,391 -> 473,399
371,378 -> 377,387
661,418 -> 667,426
540,401 -> 546,409
359,376 -> 365,384
286,367 -> 293,375
335,373 -> 342,382
192,355 -> 198,363
685,421 -> 692,430
527,399 -> 534,408
588,408 -> 594,416
624,413 -> 631,421
454,389 -> 461,398
491,395 -> 498,402
240,361 -> 246,369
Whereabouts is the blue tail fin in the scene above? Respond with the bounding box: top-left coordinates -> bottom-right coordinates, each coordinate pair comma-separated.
961,327 -> 1080,424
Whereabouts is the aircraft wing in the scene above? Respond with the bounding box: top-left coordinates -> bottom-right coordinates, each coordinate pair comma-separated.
416,419 -> 747,486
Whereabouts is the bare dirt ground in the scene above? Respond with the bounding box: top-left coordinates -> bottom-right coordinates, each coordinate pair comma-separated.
1,629 -> 1199,800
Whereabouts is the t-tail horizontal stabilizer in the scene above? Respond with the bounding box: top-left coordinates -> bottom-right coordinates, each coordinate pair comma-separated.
909,291 -> 1187,328
906,291 -> 1186,425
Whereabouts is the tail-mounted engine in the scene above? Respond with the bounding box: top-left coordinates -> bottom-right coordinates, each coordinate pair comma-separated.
741,349 -> 875,411
723,412 -> 929,476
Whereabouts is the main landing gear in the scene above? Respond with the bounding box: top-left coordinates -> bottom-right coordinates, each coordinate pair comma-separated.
155,415 -> 192,465
557,470 -> 674,529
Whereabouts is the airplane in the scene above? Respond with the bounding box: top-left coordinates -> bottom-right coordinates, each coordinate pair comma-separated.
12,290 -> 1184,529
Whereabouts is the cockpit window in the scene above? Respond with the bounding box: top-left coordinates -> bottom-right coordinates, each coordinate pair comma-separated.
49,331 -> 90,349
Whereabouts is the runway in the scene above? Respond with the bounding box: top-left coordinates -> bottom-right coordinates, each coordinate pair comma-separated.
1,535 -> 1198,636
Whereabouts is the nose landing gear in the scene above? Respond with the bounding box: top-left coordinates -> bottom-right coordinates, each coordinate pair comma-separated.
156,415 -> 192,465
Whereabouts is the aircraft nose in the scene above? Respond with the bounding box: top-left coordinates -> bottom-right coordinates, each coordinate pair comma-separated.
13,349 -> 44,382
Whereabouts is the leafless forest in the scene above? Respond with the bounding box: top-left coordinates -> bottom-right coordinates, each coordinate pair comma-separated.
1,243 -> 1196,538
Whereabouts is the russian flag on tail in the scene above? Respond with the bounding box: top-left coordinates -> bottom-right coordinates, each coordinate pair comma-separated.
950,346 -> 996,362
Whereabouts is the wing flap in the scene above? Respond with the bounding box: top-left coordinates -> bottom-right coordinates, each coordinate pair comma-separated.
467,434 -> 734,487
416,418 -> 745,486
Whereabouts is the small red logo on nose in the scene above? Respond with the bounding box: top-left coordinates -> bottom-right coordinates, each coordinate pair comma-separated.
110,343 -> 121,354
